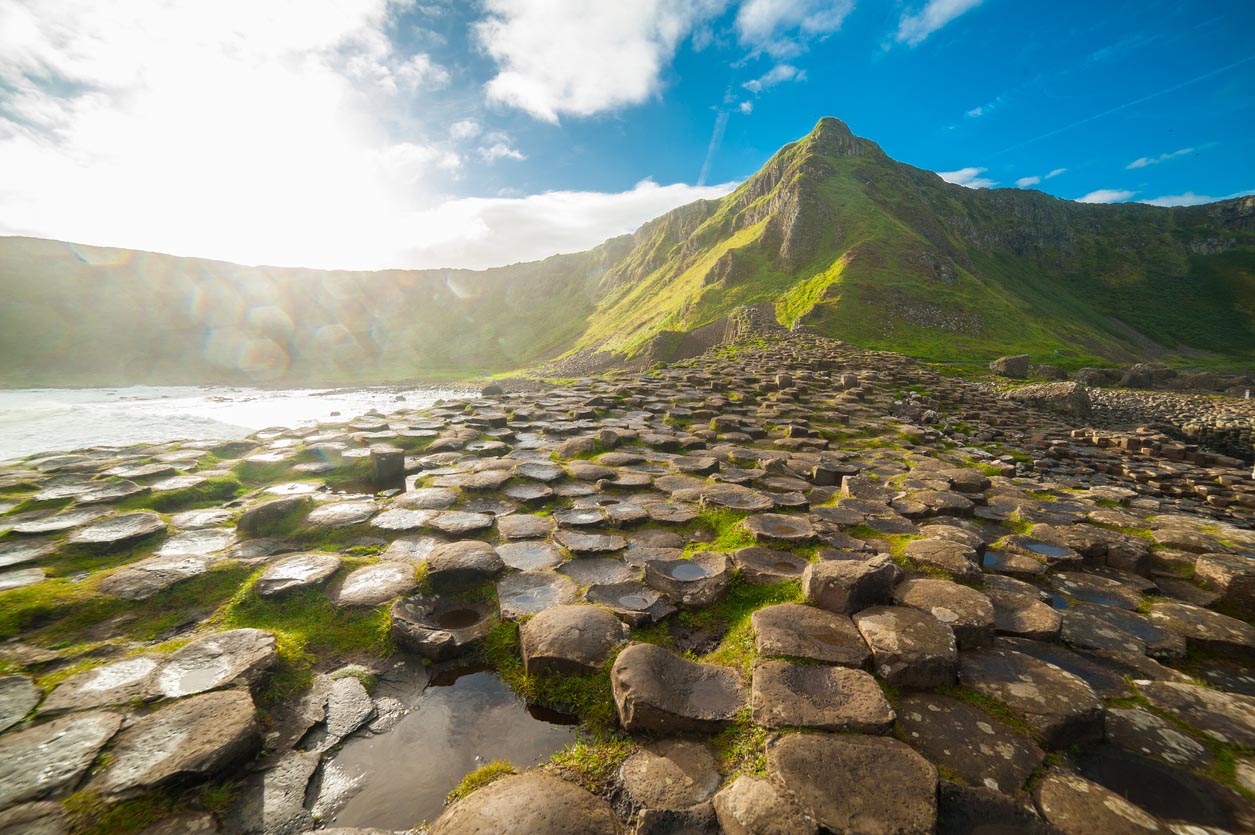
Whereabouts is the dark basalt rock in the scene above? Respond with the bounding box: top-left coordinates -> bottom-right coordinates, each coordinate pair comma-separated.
389,593 -> 497,660
611,643 -> 744,733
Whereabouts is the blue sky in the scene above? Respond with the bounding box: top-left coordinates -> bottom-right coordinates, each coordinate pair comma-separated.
0,0 -> 1251,269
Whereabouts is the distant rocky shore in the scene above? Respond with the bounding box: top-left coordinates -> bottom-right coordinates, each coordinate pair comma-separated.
2,332 -> 1255,835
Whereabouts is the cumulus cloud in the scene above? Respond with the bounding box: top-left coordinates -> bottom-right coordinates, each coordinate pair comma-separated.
735,0 -> 854,57
743,63 -> 806,93
479,141 -> 526,162
1077,189 -> 1136,204
396,179 -> 739,270
1126,147 -> 1194,169
1015,176 -> 1040,188
937,167 -> 997,188
474,0 -> 727,122
449,119 -> 483,140
1139,189 -> 1254,207
896,0 -> 984,46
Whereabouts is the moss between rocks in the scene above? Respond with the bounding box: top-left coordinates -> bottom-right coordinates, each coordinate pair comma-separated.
63,789 -> 173,835
447,760 -> 516,804
712,711 -> 769,778
689,576 -> 803,677
544,732 -> 636,795
119,477 -> 242,513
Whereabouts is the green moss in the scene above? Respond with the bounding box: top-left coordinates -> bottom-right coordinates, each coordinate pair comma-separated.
712,712 -> 769,778
480,620 -> 618,729
446,760 -> 516,805
546,732 -> 635,795
691,577 -> 803,677
64,790 -> 173,835
120,477 -> 242,512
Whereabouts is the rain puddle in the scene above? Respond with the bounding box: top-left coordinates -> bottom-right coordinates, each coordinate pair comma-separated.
321,667 -> 577,830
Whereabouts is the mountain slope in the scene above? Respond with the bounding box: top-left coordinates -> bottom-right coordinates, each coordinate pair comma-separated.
0,116 -> 1252,386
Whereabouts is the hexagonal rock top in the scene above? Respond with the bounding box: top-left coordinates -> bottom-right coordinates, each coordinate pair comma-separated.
427,773 -> 619,835
426,541 -> 504,592
620,739 -> 721,821
0,710 -> 122,809
903,538 -> 980,581
0,675 -> 40,732
520,605 -> 629,675
254,553 -> 341,599
801,555 -> 895,615
91,690 -> 258,798
895,693 -> 1044,795
751,660 -> 893,732
611,643 -> 745,733
713,774 -> 818,835
643,552 -> 730,608
767,733 -> 937,835
959,648 -> 1103,748
66,512 -> 166,550
751,603 -> 870,667
853,605 -> 958,689
305,500 -> 378,528
1137,680 -> 1255,748
741,513 -> 816,544
1147,600 -> 1255,658
40,656 -> 162,715
155,628 -> 277,699
893,578 -> 995,649
329,562 -> 417,608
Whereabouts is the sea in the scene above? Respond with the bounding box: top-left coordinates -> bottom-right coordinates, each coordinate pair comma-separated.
0,385 -> 472,464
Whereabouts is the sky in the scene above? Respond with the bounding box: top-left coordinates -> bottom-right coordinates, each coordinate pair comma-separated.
0,0 -> 1251,271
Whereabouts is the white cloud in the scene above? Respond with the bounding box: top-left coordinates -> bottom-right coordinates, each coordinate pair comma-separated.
1015,176 -> 1040,188
1077,189 -> 1136,204
449,119 -> 483,140
965,95 -> 1004,119
743,63 -> 806,93
937,166 -> 997,189
738,100 -> 754,114
474,0 -> 728,122
1139,189 -> 1254,207
1045,167 -> 1067,179
480,141 -> 526,162
735,0 -> 854,57
1126,147 -> 1194,169
396,179 -> 739,270
896,0 -> 984,46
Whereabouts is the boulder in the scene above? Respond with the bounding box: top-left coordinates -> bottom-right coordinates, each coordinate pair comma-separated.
801,555 -> 895,614
989,355 -> 1030,378
999,382 -> 1091,418
611,644 -> 744,733
520,605 -> 628,675
428,773 -> 619,835
767,733 -> 937,835
0,711 -> 122,808
93,690 -> 258,797
751,661 -> 893,732
853,605 -> 957,689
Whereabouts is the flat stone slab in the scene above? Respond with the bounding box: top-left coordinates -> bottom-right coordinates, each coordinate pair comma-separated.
255,553 -> 341,599
156,628 -> 277,699
802,554 -> 895,614
959,648 -> 1103,747
0,802 -> 71,835
368,508 -> 437,533
170,509 -> 235,530
585,581 -> 676,625
395,487 -> 459,509
1033,768 -> 1163,834
713,774 -> 818,835
693,484 -> 775,512
1050,572 -> 1143,610
903,538 -> 979,581
497,514 -> 553,540
305,501 -> 378,528
1105,706 -> 1215,770
496,540 -> 564,570
554,530 -> 628,554
1147,600 -> 1255,657
853,605 -> 957,689
329,562 -> 417,607
751,660 -> 893,732
155,528 -> 237,557
767,733 -> 937,835
643,502 -> 700,524
751,603 -> 870,667
67,512 -> 166,550
40,657 -> 161,715
0,568 -> 44,592
896,693 -> 1044,794
620,739 -> 720,819
380,536 -> 440,565
428,773 -> 619,835
10,507 -> 110,535
521,604 -> 628,674
1061,604 -> 1184,658
986,589 -> 1062,642
734,547 -> 808,583
1138,680 -> 1255,748
0,541 -> 55,570
611,643 -> 744,733
497,571 -> 578,619
428,511 -> 494,536
893,578 -> 994,649
559,557 -> 637,586
96,553 -> 219,600
0,710 -> 122,809
92,690 -> 258,798
0,676 -> 39,732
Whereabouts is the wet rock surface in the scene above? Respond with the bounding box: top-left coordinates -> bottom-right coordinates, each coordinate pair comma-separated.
3,333 -> 1255,831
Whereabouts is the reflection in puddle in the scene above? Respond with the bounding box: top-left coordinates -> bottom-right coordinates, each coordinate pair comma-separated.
323,668 -> 577,830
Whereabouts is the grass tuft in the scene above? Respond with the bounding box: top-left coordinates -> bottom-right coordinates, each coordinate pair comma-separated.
446,760 -> 516,805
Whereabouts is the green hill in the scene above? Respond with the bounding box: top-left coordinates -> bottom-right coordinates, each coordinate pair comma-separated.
1,117 -> 1252,386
